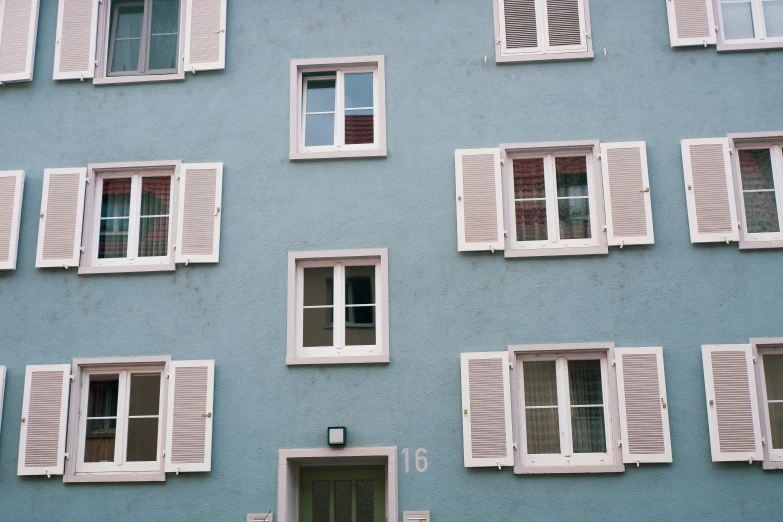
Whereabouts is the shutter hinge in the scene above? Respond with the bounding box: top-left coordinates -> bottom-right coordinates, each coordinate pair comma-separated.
617,440 -> 623,447
611,359 -> 616,366
86,177 -> 90,184
509,360 -> 514,369
597,154 -> 602,161
64,452 -> 70,459
753,356 -> 757,363
500,158 -> 505,165
503,229 -> 508,238
762,438 -> 766,446
70,375 -> 75,380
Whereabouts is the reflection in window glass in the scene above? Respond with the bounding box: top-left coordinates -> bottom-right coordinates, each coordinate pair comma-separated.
99,178 -> 132,259
763,354 -> 783,449
345,265 -> 376,346
739,149 -> 780,233
556,156 -> 591,240
568,360 -> 606,453
305,79 -> 337,146
302,267 -> 335,347
149,0 -> 180,70
110,4 -> 144,73
765,0 -> 783,37
139,177 -> 172,257
344,73 -> 374,145
109,0 -> 181,75
513,159 -> 548,241
721,1 -> 756,40
85,375 -> 120,463
523,361 -> 560,454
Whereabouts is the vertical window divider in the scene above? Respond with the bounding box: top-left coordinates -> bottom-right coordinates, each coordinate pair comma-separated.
752,0 -> 767,40
773,145 -> 783,228
139,0 -> 153,73
544,155 -> 559,243
539,0 -> 550,52
115,371 -> 129,467
128,174 -> 142,261
557,357 -> 573,457
334,263 -> 346,349
335,71 -> 346,147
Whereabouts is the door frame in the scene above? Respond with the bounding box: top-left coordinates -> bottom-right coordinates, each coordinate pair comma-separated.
278,446 -> 398,522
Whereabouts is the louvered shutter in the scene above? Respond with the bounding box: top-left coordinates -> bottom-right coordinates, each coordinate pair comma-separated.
0,170 -> 24,270
500,0 -> 540,52
184,0 -> 227,72
600,142 -> 654,246
615,347 -> 672,464
545,0 -> 584,47
165,360 -> 214,473
702,345 -> 763,462
666,0 -> 717,47
681,138 -> 739,243
17,364 -> 71,476
455,149 -> 504,252
0,366 -> 6,439
0,0 -> 40,83
36,168 -> 86,268
175,163 -> 222,264
53,0 -> 98,80
460,352 -> 513,468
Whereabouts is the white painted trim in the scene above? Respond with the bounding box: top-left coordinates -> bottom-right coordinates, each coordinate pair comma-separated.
184,0 -> 226,72
455,148 -> 504,252
165,359 -> 214,473
175,162 -> 222,264
600,141 -> 655,246
751,339 -> 783,466
0,0 -> 40,83
713,0 -> 783,51
277,446 -> 398,522
0,171 -> 24,270
36,168 -> 87,269
63,472 -> 166,483
0,366 -> 6,440
53,0 -> 99,80
667,0 -> 717,47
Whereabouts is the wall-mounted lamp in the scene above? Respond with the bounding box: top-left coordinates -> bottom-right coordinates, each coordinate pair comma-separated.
327,426 -> 347,447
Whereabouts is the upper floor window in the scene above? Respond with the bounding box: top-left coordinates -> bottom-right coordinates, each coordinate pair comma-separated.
736,145 -> 783,240
493,0 -> 593,63
718,0 -> 783,45
290,57 -> 387,160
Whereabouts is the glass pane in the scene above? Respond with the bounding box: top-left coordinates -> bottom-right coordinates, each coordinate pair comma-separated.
743,191 -> 780,233
140,177 -> 171,215
303,267 -> 334,307
138,217 -> 170,257
99,217 -> 130,258
345,109 -> 374,145
126,418 -> 159,461
523,361 -> 558,406
151,0 -> 179,34
345,266 -> 375,305
346,307 -> 376,346
568,360 -> 604,405
513,158 -> 546,199
739,149 -> 775,190
555,157 -> 589,198
149,35 -> 178,70
356,479 -> 375,522
525,408 -> 561,454
312,480 -> 330,522
306,79 -> 336,113
571,406 -> 607,453
764,0 -> 783,37
345,72 -> 374,108
101,178 -> 132,218
110,5 -> 143,73
305,113 -> 336,147
769,403 -> 783,449
303,308 -> 333,347
558,198 -> 591,240
85,418 -> 117,462
129,373 -> 161,416
335,480 -> 352,522
87,374 -> 120,418
764,354 -> 783,400
722,1 -> 755,39
515,201 -> 548,241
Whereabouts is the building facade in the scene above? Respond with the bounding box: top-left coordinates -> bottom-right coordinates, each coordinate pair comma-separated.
0,0 -> 782,520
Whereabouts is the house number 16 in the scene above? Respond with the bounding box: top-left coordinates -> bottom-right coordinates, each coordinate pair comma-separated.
401,448 -> 428,473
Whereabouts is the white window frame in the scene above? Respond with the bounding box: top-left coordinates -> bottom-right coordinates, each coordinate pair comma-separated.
753,339 -> 783,469
714,0 -> 783,50
79,161 -> 180,274
501,141 -> 608,258
290,56 -> 387,160
494,0 -> 593,63
509,343 -> 623,474
287,249 -> 389,365
94,0 -> 186,85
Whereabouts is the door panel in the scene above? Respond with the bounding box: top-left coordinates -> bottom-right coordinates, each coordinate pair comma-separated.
300,467 -> 385,522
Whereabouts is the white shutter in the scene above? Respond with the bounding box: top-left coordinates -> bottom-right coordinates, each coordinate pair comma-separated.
0,170 -> 24,270
455,149 -> 504,252
702,345 -> 763,462
681,138 -> 739,243
545,0 -> 584,48
165,360 -> 214,473
36,168 -> 86,268
0,0 -> 40,83
460,352 -> 513,468
175,163 -> 222,264
615,347 -> 672,464
184,0 -> 226,72
0,366 -> 6,439
600,142 -> 654,246
499,0 -> 540,52
53,0 -> 98,80
17,364 -> 71,476
666,0 -> 717,47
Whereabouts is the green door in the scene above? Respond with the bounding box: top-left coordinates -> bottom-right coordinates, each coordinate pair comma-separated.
299,467 -> 386,522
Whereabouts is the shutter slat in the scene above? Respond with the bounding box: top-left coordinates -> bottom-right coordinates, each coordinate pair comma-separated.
666,0 -> 716,46
53,0 -> 98,80
17,364 -> 71,476
165,360 -> 214,473
184,0 -> 227,72
546,0 -> 582,46
175,163 -> 222,264
600,142 -> 654,246
36,168 -> 86,268
0,0 -> 39,82
0,171 -> 24,270
455,149 -> 504,252
461,352 -> 514,467
615,347 -> 672,464
502,0 -> 539,49
681,138 -> 739,243
702,345 -> 763,462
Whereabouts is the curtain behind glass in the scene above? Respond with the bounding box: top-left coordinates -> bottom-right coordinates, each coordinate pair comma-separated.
568,360 -> 606,453
149,0 -> 179,70
523,361 -> 560,454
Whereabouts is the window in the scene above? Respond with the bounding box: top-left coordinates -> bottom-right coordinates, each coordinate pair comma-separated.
107,0 -> 180,77
717,0 -> 783,49
735,145 -> 783,242
759,347 -> 783,463
290,57 -> 387,160
494,0 -> 593,62
287,249 -> 389,365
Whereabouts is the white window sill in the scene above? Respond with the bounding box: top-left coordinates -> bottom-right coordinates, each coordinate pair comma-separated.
763,460 -> 783,471
78,264 -> 176,275
504,244 -> 608,258
290,147 -> 387,161
63,472 -> 166,483
739,239 -> 783,250
717,40 -> 783,52
514,463 -> 624,474
286,353 -> 389,366
93,71 -> 185,86
496,50 -> 594,63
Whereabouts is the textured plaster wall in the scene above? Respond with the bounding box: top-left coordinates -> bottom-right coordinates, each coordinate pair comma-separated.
1,0 -> 782,520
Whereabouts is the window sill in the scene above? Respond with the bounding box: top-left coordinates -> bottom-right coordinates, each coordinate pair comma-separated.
496,50 -> 594,64
504,244 -> 608,258
514,463 -> 624,474
93,71 -> 185,86
717,41 -> 783,52
78,264 -> 176,275
286,353 -> 389,366
739,239 -> 783,250
289,147 -> 387,161
64,472 -> 165,483
763,460 -> 783,471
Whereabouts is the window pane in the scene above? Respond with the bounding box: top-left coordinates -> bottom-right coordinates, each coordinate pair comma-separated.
138,217 -> 170,257
764,0 -> 783,37
101,178 -> 132,218
149,35 -> 178,70
306,79 -> 336,112
335,480 -> 352,522
110,5 -> 143,73
356,479 -> 375,522
140,177 -> 171,215
568,360 -> 603,405
515,201 -> 548,241
129,373 -> 161,416
139,177 -> 172,257
571,406 -> 607,453
99,217 -> 130,258
523,361 -> 558,406
513,158 -> 546,199
305,113 -> 336,146
85,419 -> 117,462
525,408 -> 561,454
722,1 -> 755,39
769,403 -> 783,449
100,178 -> 132,259
151,0 -> 179,33
345,109 -> 374,145
739,149 -> 775,190
345,73 -> 374,108
312,480 -> 330,522
85,374 -> 119,463
127,418 -> 159,461
87,374 -> 120,417
346,306 -> 375,346
555,157 -> 588,198
345,266 -> 375,304
303,308 -> 334,347
764,354 -> 783,401
743,191 -> 780,233
303,267 -> 334,307
558,198 -> 591,239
